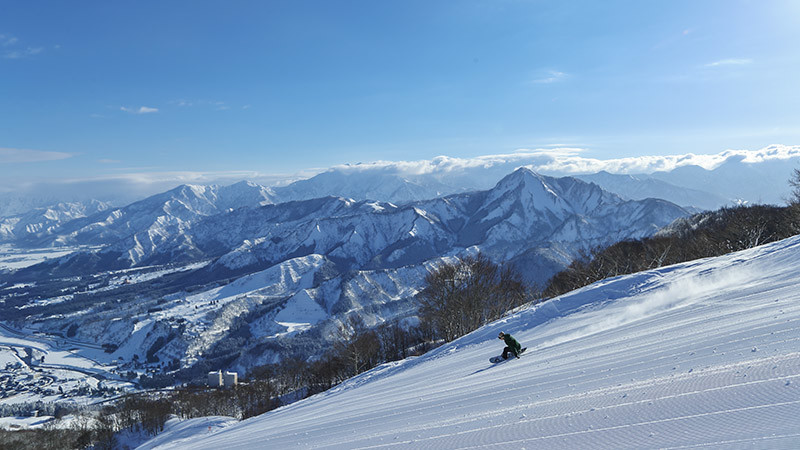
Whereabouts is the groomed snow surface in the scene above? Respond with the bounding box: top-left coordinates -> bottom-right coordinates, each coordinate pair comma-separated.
141,236 -> 800,449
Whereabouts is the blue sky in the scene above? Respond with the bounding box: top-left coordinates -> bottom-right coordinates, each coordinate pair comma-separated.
1,0 -> 799,197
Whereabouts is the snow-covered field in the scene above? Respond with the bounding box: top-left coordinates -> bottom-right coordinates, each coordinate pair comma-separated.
0,244 -> 96,271
0,415 -> 53,430
141,235 -> 800,449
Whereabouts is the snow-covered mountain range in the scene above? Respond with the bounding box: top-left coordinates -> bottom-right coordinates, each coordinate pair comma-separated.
13,169 -> 688,280
2,169 -> 689,379
574,171 -> 728,210
0,200 -> 111,243
138,233 -> 800,449
2,146 -> 797,234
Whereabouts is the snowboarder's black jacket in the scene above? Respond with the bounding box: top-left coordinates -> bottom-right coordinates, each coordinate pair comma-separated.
502,334 -> 522,354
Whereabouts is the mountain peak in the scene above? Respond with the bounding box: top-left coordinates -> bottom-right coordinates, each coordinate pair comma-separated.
482,168 -> 631,226
491,168 -> 558,200
502,166 -> 539,179
161,183 -> 210,200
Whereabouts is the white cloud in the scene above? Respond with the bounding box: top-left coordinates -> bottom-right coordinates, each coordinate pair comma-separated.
330,144 -> 800,176
61,170 -> 262,185
530,70 -> 568,84
0,33 -> 44,59
0,147 -> 73,163
170,99 -> 233,111
121,106 -> 159,114
705,58 -> 753,67
0,34 -> 18,46
43,168 -> 314,193
3,145 -> 799,208
3,46 -> 43,59
0,168 -> 310,209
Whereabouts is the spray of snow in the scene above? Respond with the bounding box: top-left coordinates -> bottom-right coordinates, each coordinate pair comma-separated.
539,266 -> 756,349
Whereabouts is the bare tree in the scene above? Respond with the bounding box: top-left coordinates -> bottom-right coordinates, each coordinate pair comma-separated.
789,167 -> 800,205
419,254 -> 530,342
333,316 -> 381,377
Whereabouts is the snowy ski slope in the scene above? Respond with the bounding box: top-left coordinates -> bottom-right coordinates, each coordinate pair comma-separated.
140,235 -> 800,449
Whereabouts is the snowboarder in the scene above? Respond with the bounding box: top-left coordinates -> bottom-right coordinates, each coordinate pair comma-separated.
498,332 -> 523,359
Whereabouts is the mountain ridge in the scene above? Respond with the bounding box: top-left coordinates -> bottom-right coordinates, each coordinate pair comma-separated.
3,168 -> 691,378
3,146 -> 797,242
10,169 -> 689,281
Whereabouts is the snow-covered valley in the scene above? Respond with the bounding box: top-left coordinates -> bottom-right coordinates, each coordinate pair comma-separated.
0,169 -> 690,394
0,319 -> 135,410
140,234 -> 800,449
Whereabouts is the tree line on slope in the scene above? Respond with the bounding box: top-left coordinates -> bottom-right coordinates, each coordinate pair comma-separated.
544,204 -> 800,298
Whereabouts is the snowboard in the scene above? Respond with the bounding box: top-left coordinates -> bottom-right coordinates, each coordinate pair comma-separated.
489,347 -> 526,363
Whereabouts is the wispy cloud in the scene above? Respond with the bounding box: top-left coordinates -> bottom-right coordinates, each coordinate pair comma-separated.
530,70 -> 568,84
3,47 -> 43,59
171,99 -> 236,111
704,58 -> 753,68
120,106 -> 159,114
0,147 -> 73,163
0,33 -> 44,59
0,34 -> 18,46
0,169 -> 299,209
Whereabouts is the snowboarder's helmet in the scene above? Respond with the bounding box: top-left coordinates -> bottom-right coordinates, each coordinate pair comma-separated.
498,332 -> 505,339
